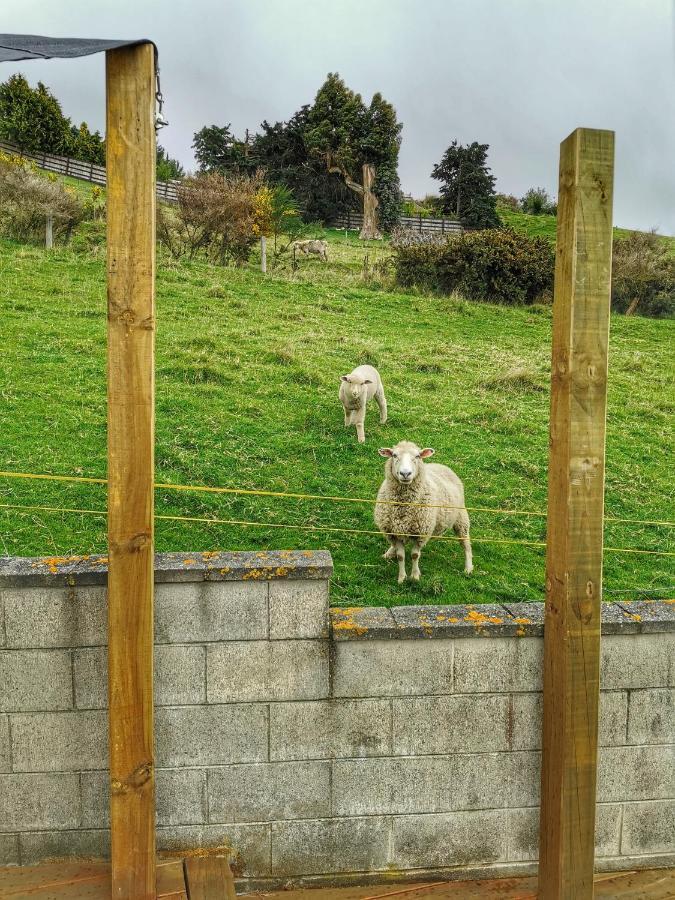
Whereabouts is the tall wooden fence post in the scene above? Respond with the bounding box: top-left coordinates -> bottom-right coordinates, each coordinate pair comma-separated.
45,214 -> 53,249
106,43 -> 157,899
538,128 -> 615,900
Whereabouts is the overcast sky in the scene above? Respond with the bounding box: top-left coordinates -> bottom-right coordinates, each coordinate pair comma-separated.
3,0 -> 675,232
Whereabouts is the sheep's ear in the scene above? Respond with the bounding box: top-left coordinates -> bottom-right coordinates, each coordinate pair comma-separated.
420,448 -> 435,458
340,375 -> 350,382
378,448 -> 393,458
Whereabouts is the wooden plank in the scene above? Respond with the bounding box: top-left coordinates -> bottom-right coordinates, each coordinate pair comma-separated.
537,128 -> 615,900
184,856 -> 236,900
594,868 -> 675,898
156,859 -> 188,898
105,41 -> 157,899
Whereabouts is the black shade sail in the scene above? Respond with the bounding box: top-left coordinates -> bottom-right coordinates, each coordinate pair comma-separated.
0,35 -> 154,63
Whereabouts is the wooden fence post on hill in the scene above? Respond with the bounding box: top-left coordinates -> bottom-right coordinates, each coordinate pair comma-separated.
538,128 -> 615,900
106,42 -> 157,899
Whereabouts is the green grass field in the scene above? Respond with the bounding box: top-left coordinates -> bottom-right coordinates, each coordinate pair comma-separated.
0,228 -> 673,607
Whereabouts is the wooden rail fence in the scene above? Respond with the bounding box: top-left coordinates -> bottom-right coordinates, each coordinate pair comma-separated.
333,211 -> 463,234
0,139 -> 180,203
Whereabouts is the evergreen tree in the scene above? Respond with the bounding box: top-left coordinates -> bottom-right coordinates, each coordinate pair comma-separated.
156,145 -> 184,181
0,74 -> 73,155
70,122 -> 105,165
304,74 -> 402,237
431,140 -> 500,229
192,124 -> 255,173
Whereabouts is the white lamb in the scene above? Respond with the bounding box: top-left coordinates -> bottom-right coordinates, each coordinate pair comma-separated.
339,365 -> 387,444
374,440 -> 473,583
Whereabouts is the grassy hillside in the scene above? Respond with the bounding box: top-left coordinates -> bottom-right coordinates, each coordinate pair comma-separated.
0,235 -> 673,607
498,206 -> 675,253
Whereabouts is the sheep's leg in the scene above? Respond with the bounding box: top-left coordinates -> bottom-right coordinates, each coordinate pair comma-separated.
353,408 -> 366,443
410,537 -> 428,581
375,386 -> 388,424
383,542 -> 396,560
394,538 -> 407,583
454,513 -> 473,574
343,408 -> 351,427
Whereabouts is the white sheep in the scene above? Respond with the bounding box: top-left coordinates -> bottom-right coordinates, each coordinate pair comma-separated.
339,365 -> 387,444
374,440 -> 473,583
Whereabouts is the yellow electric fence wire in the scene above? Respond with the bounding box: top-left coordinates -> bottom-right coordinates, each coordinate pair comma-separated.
0,470 -> 673,527
1,501 -> 674,557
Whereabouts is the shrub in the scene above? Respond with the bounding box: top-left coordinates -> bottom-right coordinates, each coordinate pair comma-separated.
394,228 -> 554,305
0,151 -> 84,243
70,218 -> 106,255
495,193 -> 520,211
520,187 -> 557,216
157,170 -> 267,264
611,231 -> 674,318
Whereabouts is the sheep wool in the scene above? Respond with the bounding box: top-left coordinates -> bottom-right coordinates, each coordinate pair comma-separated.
374,440 -> 473,583
339,364 -> 387,444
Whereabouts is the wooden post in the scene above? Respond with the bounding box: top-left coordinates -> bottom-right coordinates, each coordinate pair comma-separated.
260,234 -> 267,273
45,214 -> 53,249
106,43 -> 157,899
538,128 -> 614,900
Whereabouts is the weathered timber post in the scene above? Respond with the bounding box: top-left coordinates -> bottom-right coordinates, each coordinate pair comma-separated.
538,128 -> 615,900
261,234 -> 267,274
45,215 -> 53,249
106,42 -> 157,899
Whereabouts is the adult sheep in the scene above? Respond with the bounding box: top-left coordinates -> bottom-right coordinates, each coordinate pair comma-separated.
374,440 -> 473,583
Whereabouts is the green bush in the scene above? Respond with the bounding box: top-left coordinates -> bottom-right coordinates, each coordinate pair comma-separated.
394,228 -> 554,305
70,218 -> 106,255
611,231 -> 674,318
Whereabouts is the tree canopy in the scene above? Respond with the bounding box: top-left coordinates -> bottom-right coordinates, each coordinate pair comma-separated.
431,140 -> 500,229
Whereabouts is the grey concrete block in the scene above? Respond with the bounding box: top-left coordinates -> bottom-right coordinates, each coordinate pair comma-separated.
270,699 -> 391,760
10,710 -> 107,772
332,753 -> 534,816
601,633 -> 674,689
156,823 -> 271,877
0,649 -> 72,712
155,581 -> 268,643
0,593 -> 5,647
74,645 -> 207,709
392,810 -> 507,869
208,761 -> 330,823
0,833 -> 19,865
393,694 -> 510,755
332,640 -> 453,698
207,640 -> 328,702
269,580 -> 329,639
509,692 -> 628,751
0,773 -> 80,830
507,803 -> 622,861
19,829 -> 109,864
627,688 -> 674,744
156,705 -> 268,767
391,604 -> 518,638
2,586 -> 106,648
73,648 -> 106,709
454,637 -> 542,693
0,715 -> 10,772
81,768 -> 207,828
330,607 -> 398,640
598,745 -> 675,802
618,601 -> 675,633
271,817 -> 390,876
621,800 -> 675,855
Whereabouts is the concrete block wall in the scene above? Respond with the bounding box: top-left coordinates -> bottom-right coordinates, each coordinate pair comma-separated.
0,551 -> 673,886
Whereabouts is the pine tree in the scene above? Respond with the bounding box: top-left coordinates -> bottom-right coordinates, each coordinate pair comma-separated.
431,140 -> 500,229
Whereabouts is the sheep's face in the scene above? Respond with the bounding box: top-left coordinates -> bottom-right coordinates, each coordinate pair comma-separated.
379,441 -> 434,485
341,375 -> 371,402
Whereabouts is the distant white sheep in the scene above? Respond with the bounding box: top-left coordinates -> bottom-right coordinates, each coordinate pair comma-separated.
374,440 -> 473,583
339,365 -> 387,444
291,239 -> 328,261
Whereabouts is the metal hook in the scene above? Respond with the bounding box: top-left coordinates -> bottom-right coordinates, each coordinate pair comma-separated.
155,65 -> 168,130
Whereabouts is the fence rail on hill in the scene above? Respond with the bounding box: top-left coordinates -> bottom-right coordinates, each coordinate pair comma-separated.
333,211 -> 463,234
0,140 -> 181,203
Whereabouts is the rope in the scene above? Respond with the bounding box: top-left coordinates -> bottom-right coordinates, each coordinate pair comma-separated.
1,501 -> 674,556
0,470 -> 673,527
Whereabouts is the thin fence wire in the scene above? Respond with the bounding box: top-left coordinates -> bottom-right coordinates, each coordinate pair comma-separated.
0,470 -> 673,528
1,500 -> 674,557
